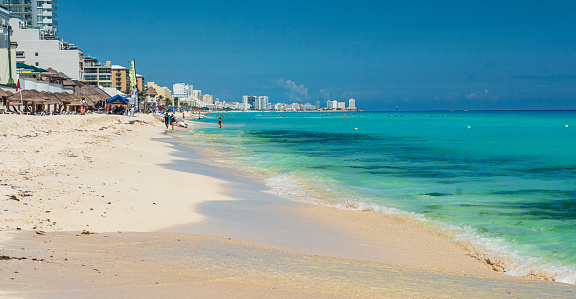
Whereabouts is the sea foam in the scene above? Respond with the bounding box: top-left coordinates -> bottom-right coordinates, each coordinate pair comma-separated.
264,174 -> 576,284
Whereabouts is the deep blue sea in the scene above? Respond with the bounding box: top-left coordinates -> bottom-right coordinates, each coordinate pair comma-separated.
181,110 -> 576,283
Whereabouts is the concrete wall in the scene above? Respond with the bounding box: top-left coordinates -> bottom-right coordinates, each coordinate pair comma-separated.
20,77 -> 73,93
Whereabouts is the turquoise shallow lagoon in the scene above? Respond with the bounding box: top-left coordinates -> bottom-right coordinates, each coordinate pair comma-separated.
182,110 -> 576,283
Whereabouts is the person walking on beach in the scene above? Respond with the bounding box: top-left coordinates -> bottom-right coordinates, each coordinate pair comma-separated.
218,116 -> 222,128
164,112 -> 169,129
170,114 -> 176,131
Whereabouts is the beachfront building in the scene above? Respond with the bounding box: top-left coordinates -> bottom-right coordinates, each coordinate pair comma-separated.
9,18 -> 83,80
0,4 -> 9,48
202,94 -> 213,105
254,96 -> 268,111
147,81 -> 172,101
173,83 -> 193,100
111,64 -> 144,93
83,57 -> 111,88
191,89 -> 201,102
326,100 -> 338,110
2,0 -> 57,39
315,101 -> 321,110
338,101 -> 346,110
302,103 -> 317,111
349,99 -> 356,110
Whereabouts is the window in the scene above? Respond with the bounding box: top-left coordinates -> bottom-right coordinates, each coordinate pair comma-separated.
35,62 -> 39,66
35,52 -> 38,56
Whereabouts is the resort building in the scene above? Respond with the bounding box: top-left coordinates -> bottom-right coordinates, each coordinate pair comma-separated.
173,83 -> 193,100
9,18 -> 83,80
147,81 -> 172,100
255,96 -> 268,111
243,95 -> 256,109
337,101 -> 346,110
1,4 -> 9,47
111,64 -> 144,93
349,99 -> 356,110
202,94 -> 213,105
326,100 -> 338,110
2,0 -> 58,39
82,57 -> 111,88
191,89 -> 201,101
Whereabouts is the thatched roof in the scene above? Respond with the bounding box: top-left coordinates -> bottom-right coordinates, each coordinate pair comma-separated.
8,90 -> 60,105
0,88 -> 13,98
42,67 -> 59,77
7,90 -> 48,104
144,86 -> 158,96
73,85 -> 110,106
51,92 -> 81,105
62,79 -> 77,87
39,91 -> 64,105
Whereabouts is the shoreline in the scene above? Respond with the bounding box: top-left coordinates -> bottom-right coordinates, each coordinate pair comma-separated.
1,114 -> 574,297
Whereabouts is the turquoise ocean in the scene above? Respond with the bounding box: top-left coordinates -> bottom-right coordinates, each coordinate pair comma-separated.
181,110 -> 576,283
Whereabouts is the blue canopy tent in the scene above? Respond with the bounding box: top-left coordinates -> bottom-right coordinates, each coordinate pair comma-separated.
106,95 -> 129,105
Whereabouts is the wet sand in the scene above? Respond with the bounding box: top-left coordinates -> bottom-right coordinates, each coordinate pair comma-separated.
1,114 -> 575,298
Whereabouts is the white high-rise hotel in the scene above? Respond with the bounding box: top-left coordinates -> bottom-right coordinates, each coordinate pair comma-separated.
173,83 -> 193,99
2,0 -> 58,38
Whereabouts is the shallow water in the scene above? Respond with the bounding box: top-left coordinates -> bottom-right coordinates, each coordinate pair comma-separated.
181,110 -> 576,283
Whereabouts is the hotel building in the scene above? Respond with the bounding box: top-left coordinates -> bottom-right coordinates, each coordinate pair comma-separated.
173,82 -> 193,99
82,57 -> 111,88
147,81 -> 172,100
202,94 -> 213,105
9,18 -> 83,80
111,64 -> 144,93
326,100 -> 338,110
2,0 -> 58,39
349,99 -> 356,110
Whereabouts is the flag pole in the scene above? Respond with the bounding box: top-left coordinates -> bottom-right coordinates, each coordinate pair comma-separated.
17,79 -> 23,114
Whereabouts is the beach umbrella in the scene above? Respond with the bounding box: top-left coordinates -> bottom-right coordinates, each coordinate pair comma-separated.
0,88 -> 14,107
74,85 -> 110,107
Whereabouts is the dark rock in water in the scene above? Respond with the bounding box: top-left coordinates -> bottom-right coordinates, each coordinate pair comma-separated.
424,192 -> 451,197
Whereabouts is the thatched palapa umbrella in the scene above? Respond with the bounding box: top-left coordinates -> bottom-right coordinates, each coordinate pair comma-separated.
0,88 -> 14,109
143,86 -> 158,109
74,85 -> 110,109
7,90 -> 45,114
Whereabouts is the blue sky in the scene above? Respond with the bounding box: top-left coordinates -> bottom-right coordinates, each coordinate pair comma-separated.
59,1 -> 576,110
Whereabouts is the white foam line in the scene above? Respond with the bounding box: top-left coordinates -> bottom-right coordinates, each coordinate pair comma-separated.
264,174 -> 576,284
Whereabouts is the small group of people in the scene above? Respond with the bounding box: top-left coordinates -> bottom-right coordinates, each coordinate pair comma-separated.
164,112 -> 177,130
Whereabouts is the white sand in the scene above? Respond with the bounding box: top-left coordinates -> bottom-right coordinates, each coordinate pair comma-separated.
0,114 -> 234,233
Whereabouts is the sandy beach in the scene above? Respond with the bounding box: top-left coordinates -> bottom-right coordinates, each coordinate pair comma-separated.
1,114 -> 574,298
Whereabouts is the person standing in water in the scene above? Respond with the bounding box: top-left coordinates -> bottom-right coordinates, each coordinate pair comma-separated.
218,116 -> 222,128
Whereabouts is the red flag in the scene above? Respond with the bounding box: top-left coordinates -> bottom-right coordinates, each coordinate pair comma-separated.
16,79 -> 21,92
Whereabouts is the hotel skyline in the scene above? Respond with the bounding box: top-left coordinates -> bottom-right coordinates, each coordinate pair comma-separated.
2,0 -> 58,39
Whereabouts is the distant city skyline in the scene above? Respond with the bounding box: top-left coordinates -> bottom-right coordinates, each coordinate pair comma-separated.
55,0 -> 576,110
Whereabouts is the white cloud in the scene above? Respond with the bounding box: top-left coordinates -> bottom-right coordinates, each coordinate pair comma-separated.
466,93 -> 478,99
276,79 -> 309,101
